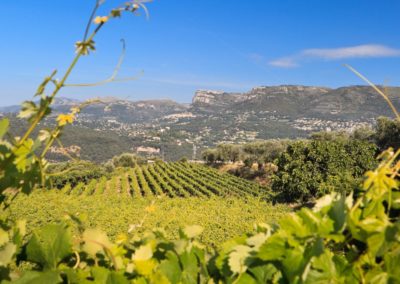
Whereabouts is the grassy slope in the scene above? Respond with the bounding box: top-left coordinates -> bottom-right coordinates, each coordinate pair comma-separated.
6,192 -> 289,248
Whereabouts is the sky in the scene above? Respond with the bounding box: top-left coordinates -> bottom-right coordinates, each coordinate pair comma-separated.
0,0 -> 400,106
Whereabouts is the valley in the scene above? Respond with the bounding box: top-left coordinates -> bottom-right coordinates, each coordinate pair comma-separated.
2,85 -> 398,162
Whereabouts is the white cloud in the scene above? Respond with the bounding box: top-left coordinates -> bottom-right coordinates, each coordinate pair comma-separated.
268,44 -> 400,68
248,53 -> 298,68
302,44 -> 400,59
269,57 -> 298,68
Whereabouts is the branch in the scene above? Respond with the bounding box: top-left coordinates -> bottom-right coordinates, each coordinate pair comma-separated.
83,0 -> 105,41
64,39 -> 144,87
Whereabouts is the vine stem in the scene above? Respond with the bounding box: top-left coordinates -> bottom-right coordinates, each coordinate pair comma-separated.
345,64 -> 400,121
73,251 -> 81,269
40,129 -> 61,159
85,239 -> 119,270
17,24 -> 104,147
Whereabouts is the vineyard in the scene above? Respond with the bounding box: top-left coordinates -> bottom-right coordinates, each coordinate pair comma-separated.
7,162 -> 280,247
57,162 -> 271,199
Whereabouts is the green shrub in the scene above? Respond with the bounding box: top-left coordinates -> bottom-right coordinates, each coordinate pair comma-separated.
272,139 -> 377,202
179,156 -> 188,163
47,161 -> 107,189
375,116 -> 400,151
202,140 -> 289,166
110,153 -> 146,168
310,130 -> 351,141
202,148 -> 220,164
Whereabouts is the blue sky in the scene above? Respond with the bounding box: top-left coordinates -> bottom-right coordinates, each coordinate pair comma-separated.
1,0 -> 400,106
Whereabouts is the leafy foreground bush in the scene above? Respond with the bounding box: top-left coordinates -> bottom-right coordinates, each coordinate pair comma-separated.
0,148 -> 399,283
272,139 -> 377,202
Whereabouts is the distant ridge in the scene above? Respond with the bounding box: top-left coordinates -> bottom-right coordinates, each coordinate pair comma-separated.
3,85 -> 400,162
2,84 -> 400,124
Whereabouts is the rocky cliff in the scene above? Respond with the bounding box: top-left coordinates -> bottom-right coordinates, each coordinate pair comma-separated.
2,85 -> 400,121
191,85 -> 400,119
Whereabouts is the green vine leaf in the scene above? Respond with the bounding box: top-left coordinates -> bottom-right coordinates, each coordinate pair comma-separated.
82,228 -> 112,257
18,101 -> 38,121
181,225 -> 204,239
228,245 -> 252,275
91,267 -> 129,284
133,244 -> 153,261
0,118 -> 9,139
0,243 -> 17,266
26,223 -> 72,270
11,271 -> 62,284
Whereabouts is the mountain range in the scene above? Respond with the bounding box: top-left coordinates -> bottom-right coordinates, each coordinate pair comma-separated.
1,85 -> 399,161
2,85 -> 400,121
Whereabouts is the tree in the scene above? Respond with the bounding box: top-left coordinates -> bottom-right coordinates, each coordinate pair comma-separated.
241,140 -> 289,169
272,140 -> 378,202
351,125 -> 375,142
111,153 -> 146,168
202,149 -> 219,164
310,131 -> 350,142
375,116 -> 400,151
47,161 -> 107,188
216,144 -> 241,162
